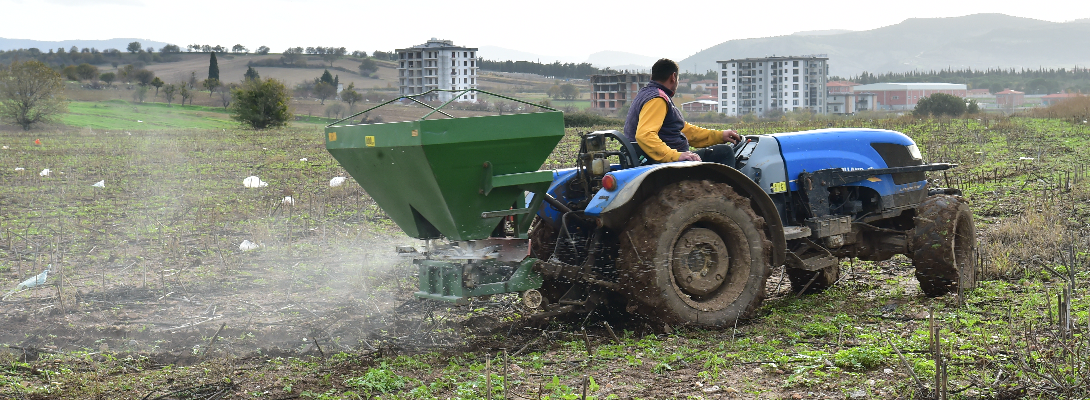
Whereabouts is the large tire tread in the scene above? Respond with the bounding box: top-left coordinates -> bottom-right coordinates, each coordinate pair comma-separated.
618,180 -> 772,327
912,195 -> 976,297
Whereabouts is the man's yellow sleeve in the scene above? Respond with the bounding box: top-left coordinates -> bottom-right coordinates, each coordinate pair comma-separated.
682,122 -> 725,148
635,98 -> 679,162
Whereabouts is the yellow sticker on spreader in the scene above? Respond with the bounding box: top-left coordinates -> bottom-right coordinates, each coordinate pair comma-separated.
328,132 -> 336,141
771,181 -> 787,193
365,136 -> 375,147
867,177 -> 882,182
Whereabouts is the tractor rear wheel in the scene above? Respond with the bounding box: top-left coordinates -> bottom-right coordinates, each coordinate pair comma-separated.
618,180 -> 771,327
529,216 -> 571,305
529,216 -> 558,261
911,195 -> 976,297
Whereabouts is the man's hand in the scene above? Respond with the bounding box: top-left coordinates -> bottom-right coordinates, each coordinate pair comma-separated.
677,151 -> 701,161
722,129 -> 741,144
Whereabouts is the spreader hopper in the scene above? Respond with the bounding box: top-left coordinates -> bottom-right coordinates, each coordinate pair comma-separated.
324,91 -> 564,241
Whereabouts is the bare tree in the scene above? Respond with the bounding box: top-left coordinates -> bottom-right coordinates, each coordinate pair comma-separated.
179,85 -> 192,105
162,84 -> 177,106
217,83 -> 235,110
0,60 -> 68,130
314,82 -> 336,105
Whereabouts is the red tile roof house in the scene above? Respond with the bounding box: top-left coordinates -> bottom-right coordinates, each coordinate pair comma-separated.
995,89 -> 1025,108
1041,93 -> 1084,106
827,81 -> 858,94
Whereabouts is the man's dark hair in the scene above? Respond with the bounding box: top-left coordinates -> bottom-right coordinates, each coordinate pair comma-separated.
651,58 -> 679,82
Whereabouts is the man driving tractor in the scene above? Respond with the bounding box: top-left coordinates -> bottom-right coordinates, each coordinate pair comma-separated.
624,58 -> 741,166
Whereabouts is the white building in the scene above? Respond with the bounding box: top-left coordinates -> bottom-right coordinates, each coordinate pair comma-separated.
717,55 -> 829,116
396,38 -> 479,102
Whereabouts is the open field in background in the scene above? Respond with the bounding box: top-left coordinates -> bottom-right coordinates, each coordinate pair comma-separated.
0,111 -> 1088,399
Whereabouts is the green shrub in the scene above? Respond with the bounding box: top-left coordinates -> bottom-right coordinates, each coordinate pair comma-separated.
833,345 -> 889,371
343,367 -> 408,395
563,111 -> 621,128
229,77 -> 292,129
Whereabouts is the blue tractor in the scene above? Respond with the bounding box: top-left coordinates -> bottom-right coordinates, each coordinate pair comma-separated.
325,94 -> 975,328
526,128 -> 974,327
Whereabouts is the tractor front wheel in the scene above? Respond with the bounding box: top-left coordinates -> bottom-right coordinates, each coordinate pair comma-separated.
618,180 -> 771,327
911,195 -> 977,297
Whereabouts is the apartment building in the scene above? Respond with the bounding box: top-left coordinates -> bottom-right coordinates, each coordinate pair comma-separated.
396,38 -> 478,102
717,55 -> 829,116
589,73 -> 650,111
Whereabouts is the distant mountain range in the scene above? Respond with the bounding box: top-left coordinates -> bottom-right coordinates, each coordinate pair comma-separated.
0,37 -> 172,52
679,13 -> 1090,77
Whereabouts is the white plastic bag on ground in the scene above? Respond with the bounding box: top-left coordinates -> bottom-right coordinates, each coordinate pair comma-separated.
243,176 -> 268,188
282,196 -> 295,206
39,169 -> 51,176
239,240 -> 259,251
329,177 -> 347,187
92,180 -> 105,188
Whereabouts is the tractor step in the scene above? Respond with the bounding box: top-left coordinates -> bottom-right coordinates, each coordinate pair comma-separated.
783,226 -> 812,240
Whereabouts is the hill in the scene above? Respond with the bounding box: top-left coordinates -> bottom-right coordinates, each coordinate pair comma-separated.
679,13 -> 1090,76
0,37 -> 171,52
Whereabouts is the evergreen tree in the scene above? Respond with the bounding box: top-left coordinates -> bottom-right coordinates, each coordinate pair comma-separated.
333,75 -> 339,89
319,70 -> 334,86
208,53 -> 220,80
244,67 -> 260,81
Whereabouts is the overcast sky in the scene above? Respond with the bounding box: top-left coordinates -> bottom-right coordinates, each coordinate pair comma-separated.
2,0 -> 1088,62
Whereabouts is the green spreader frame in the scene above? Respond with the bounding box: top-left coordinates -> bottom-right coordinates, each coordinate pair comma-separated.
324,89 -> 564,303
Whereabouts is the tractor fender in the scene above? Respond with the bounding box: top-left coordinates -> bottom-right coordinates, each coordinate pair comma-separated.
586,162 -> 786,267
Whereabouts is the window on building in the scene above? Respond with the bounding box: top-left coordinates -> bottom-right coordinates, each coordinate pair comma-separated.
732,93 -> 735,97
793,100 -> 799,105
793,61 -> 798,67
470,52 -> 474,58
464,69 -> 467,75
452,78 -> 456,84
732,71 -> 735,75
471,61 -> 475,67
793,77 -> 799,82
893,96 -> 899,99
451,52 -> 456,57
793,92 -> 799,98
722,101 -> 728,106
793,84 -> 798,90
471,78 -> 475,84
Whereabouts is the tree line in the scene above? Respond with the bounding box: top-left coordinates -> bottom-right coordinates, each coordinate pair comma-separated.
477,59 -> 609,79
841,67 -> 1090,95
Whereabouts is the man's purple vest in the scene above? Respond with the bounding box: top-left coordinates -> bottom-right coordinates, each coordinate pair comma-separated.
623,81 -> 690,152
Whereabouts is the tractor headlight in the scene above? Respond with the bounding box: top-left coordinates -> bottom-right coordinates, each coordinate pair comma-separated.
906,144 -> 922,160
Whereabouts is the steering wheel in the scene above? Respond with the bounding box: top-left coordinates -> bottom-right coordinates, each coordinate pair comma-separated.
732,135 -> 750,153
